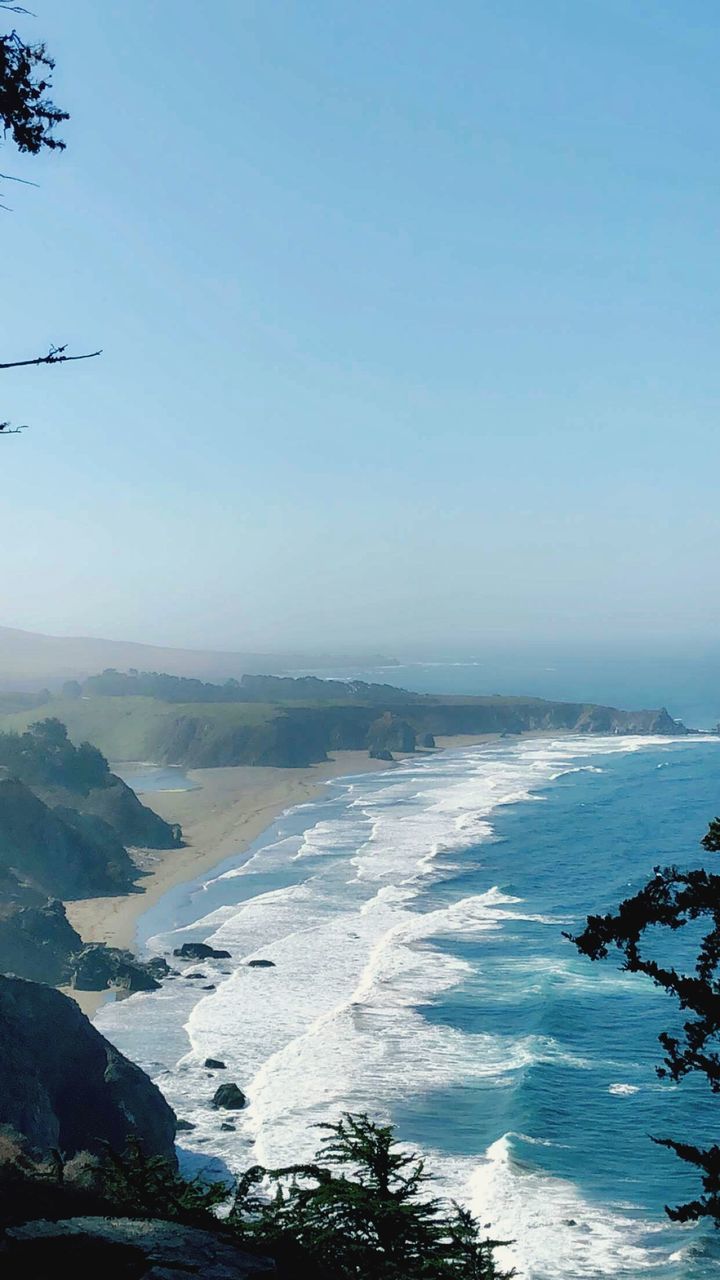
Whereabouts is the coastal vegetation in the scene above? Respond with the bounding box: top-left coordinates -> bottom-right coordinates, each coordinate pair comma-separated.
0,9 -> 100,435
570,816 -> 720,1226
0,1105 -> 511,1279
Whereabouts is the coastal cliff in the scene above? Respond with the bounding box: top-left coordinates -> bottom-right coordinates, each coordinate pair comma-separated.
142,697 -> 687,768
0,975 -> 177,1162
0,681 -> 688,770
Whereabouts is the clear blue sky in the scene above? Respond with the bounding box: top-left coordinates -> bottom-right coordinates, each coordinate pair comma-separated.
3,0 -> 719,652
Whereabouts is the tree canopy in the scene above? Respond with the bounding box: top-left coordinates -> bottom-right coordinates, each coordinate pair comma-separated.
568,819 -> 720,1225
1,7 -> 100,433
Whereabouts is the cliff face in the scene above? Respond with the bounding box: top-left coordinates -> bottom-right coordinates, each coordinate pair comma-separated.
0,900 -> 82,985
0,778 -> 137,899
0,719 -> 181,852
0,976 -> 176,1162
148,699 -> 687,768
38,774 -> 182,850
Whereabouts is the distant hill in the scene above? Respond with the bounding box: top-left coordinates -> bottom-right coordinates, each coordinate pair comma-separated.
0,625 -> 396,688
0,677 -> 689,769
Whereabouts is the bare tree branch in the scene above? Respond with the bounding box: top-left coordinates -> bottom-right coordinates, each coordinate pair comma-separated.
0,344 -> 102,370
0,421 -> 28,433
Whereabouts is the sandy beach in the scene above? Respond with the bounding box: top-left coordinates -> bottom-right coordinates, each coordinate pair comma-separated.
61,735 -> 502,1017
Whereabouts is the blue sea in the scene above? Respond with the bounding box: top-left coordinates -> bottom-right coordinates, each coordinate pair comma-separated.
95,724 -> 720,1279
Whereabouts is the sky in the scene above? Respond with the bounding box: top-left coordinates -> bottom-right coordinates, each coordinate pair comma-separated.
2,0 -> 720,654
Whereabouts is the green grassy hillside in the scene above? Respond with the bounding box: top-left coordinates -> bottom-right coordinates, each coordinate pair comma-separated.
0,697 -> 279,763
0,688 -> 686,769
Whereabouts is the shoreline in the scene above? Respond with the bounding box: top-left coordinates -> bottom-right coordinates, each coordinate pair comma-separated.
62,735 -> 498,1017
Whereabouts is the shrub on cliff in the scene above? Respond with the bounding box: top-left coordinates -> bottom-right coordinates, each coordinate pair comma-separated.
18,1115 -> 512,1278
230,1113 -> 513,1278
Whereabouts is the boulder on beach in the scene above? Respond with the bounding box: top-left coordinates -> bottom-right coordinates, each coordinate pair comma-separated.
212,1083 -> 246,1110
69,944 -> 161,993
420,732 -> 436,748
369,748 -> 394,761
173,943 -> 231,960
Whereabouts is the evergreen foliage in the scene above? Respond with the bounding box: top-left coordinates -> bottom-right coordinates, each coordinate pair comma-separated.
8,1116 -> 513,1277
568,817 -> 720,1225
0,719 -> 109,792
229,1113 -> 514,1278
0,25 -> 67,154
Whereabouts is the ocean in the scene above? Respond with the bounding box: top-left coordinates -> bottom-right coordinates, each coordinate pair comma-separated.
96,726 -> 720,1279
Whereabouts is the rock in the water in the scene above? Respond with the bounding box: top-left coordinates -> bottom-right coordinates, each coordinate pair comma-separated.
212,1083 -> 246,1110
0,1217 -> 276,1278
220,1121 -> 236,1131
144,955 -> 174,979
247,959 -> 275,968
204,1058 -> 226,1069
202,984 -> 216,990
173,943 -> 231,960
184,972 -> 205,979
0,975 -> 176,1161
176,1118 -> 196,1131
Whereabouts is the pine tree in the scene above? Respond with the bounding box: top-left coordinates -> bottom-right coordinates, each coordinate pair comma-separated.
568,817 -> 720,1224
230,1112 -> 514,1278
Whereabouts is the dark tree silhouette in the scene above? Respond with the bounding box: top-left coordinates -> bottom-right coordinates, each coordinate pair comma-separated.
229,1113 -> 514,1278
568,819 -> 720,1225
1,8 -> 100,433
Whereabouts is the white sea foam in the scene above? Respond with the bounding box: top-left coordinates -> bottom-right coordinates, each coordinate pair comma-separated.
464,1133 -> 668,1277
95,732 -> 700,1275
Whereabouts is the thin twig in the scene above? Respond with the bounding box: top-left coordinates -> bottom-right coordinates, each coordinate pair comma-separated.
0,344 -> 102,370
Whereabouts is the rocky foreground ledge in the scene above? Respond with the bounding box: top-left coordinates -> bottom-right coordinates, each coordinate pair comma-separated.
0,1218 -> 276,1279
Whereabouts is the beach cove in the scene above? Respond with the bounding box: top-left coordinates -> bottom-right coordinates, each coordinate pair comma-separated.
63,736 -> 489,1015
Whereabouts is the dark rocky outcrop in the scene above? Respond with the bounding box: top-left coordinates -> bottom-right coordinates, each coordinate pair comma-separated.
68,945 -> 162,994
0,778 -> 136,900
204,1058 -> 226,1069
419,732 -> 436,748
173,943 -> 231,960
0,899 -> 82,985
0,1218 -> 276,1279
369,748 -> 393,762
247,959 -> 275,968
367,712 -> 417,755
0,976 -> 176,1162
0,720 -> 182,851
212,1083 -> 246,1110
51,773 -> 182,851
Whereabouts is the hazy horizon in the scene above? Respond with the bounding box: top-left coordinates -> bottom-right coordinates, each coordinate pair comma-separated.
4,2 -> 720,652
